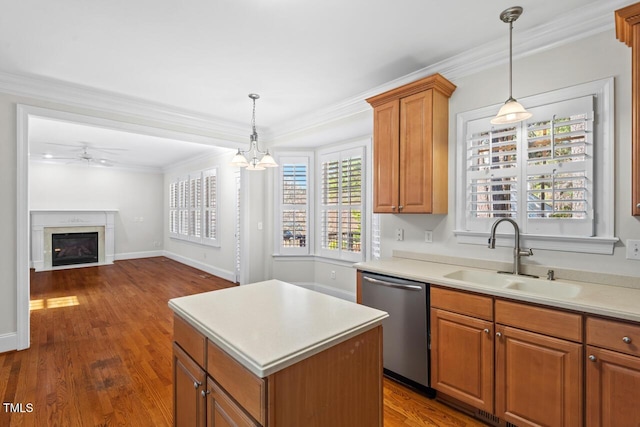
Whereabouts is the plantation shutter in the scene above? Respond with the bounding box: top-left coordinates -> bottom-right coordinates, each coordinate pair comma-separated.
189,174 -> 202,239
465,119 -> 519,231
319,147 -> 363,261
203,169 -> 218,243
169,181 -> 179,235
178,177 -> 189,236
280,158 -> 309,254
525,96 -> 594,236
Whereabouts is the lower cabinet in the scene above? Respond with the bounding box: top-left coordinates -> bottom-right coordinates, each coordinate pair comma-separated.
431,287 -> 584,427
586,316 -> 640,427
173,314 -> 384,427
173,343 -> 206,427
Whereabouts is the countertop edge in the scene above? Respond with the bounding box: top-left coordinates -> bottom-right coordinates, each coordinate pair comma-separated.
355,259 -> 640,323
169,299 -> 388,378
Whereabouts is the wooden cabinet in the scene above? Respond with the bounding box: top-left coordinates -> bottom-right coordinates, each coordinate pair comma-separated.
173,344 -> 206,427
431,288 -> 584,426
494,300 -> 583,427
615,3 -> 640,216
173,313 -> 384,427
586,316 -> 640,426
366,74 -> 455,214
431,287 -> 494,413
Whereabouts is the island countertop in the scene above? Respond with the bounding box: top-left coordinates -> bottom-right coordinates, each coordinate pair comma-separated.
168,279 -> 389,378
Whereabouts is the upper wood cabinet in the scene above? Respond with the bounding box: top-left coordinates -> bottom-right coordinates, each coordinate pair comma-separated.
615,3 -> 640,216
366,74 -> 456,214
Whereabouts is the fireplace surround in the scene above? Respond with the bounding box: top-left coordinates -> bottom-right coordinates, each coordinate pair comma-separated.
31,210 -> 116,271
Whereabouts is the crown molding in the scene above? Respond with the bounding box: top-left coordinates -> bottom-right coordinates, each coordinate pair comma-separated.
271,0 -> 630,141
0,70 -> 249,141
0,0 -> 632,145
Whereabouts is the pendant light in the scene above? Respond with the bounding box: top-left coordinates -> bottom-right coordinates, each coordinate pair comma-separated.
230,93 -> 278,170
491,6 -> 532,125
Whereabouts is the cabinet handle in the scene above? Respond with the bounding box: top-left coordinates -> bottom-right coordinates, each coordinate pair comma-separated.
398,205 -> 404,210
193,381 -> 201,389
201,390 -> 210,398
623,336 -> 632,344
391,206 -> 396,210
483,329 -> 490,334
589,355 -> 597,362
495,332 -> 502,338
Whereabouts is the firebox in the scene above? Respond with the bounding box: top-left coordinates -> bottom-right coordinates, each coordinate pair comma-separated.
52,232 -> 99,267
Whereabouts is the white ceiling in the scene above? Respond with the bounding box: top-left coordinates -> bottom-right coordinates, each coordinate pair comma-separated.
4,0 -> 635,169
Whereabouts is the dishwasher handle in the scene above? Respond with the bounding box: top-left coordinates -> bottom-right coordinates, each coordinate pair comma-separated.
363,276 -> 423,291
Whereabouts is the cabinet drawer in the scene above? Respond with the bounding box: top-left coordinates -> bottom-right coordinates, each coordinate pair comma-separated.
495,300 -> 582,342
174,314 -> 207,368
207,340 -> 266,425
587,316 -> 640,357
431,286 -> 493,321
207,377 -> 260,427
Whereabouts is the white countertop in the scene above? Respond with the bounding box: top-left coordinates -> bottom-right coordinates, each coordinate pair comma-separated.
355,258 -> 640,323
168,279 -> 388,378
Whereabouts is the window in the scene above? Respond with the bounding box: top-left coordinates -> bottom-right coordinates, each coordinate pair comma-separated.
319,147 -> 364,262
275,155 -> 311,255
455,79 -> 617,254
169,167 -> 219,246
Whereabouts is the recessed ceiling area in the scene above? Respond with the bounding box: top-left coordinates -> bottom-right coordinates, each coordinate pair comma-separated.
28,116 -> 231,171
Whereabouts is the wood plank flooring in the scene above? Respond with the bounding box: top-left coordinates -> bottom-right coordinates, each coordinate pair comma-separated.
0,257 -> 485,426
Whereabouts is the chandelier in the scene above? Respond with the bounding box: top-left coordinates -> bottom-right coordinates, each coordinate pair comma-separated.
230,93 -> 278,170
491,6 -> 532,125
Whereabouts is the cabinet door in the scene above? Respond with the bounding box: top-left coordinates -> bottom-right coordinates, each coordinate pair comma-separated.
495,325 -> 582,427
399,90 -> 433,213
586,346 -> 640,427
372,99 -> 400,213
431,308 -> 493,412
174,343 -> 207,427
206,377 -> 259,427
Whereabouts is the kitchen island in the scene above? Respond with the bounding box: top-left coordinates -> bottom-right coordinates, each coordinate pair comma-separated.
168,279 -> 388,427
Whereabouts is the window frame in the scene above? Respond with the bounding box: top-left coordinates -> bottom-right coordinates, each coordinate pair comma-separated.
317,144 -> 366,263
274,153 -> 313,256
169,167 -> 220,247
454,78 -> 618,254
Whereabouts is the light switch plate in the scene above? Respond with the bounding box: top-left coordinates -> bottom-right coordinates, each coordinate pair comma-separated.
627,240 -> 640,260
424,230 -> 433,243
395,228 -> 404,241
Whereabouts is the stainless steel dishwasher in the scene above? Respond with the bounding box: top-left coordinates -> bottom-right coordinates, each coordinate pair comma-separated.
360,271 -> 431,391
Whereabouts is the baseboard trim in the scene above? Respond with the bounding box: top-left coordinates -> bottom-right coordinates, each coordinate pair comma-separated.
0,332 -> 18,354
162,251 -> 236,283
115,250 -> 164,261
291,282 -> 356,302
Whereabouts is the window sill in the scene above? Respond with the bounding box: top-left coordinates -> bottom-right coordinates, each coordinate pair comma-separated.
169,235 -> 220,248
453,230 -> 619,255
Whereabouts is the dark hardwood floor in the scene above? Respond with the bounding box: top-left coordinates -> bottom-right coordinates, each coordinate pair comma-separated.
0,257 -> 485,426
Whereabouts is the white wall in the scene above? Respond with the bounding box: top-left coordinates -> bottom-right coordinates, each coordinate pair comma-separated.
163,150 -> 239,282
378,30 -> 640,277
29,162 -> 164,259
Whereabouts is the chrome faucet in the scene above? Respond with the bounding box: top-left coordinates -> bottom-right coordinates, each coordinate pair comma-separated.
488,218 -> 533,276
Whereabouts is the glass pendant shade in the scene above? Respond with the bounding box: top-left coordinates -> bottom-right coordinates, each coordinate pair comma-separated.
230,151 -> 249,167
256,152 -> 278,168
246,162 -> 265,171
490,98 -> 532,124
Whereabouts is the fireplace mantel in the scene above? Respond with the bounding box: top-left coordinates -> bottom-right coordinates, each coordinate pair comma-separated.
31,210 -> 117,271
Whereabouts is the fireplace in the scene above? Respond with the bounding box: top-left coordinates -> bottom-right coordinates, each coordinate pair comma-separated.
52,232 -> 99,267
31,210 -> 116,271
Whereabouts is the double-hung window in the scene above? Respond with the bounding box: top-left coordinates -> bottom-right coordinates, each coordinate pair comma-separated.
319,147 -> 364,262
456,79 -> 616,254
169,167 -> 219,246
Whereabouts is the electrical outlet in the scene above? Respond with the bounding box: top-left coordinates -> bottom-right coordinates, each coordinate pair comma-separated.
330,270 -> 336,280
424,230 -> 433,243
627,239 -> 640,260
396,228 -> 404,241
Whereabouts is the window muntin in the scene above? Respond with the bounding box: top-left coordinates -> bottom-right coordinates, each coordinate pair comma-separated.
276,156 -> 311,255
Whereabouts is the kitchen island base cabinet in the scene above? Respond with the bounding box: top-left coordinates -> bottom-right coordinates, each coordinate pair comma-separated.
173,314 -> 384,427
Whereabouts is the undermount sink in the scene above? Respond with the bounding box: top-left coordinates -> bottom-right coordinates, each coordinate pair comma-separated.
444,269 -> 582,299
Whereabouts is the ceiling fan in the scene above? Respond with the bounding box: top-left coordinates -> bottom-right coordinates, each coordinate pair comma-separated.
41,142 -> 127,167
